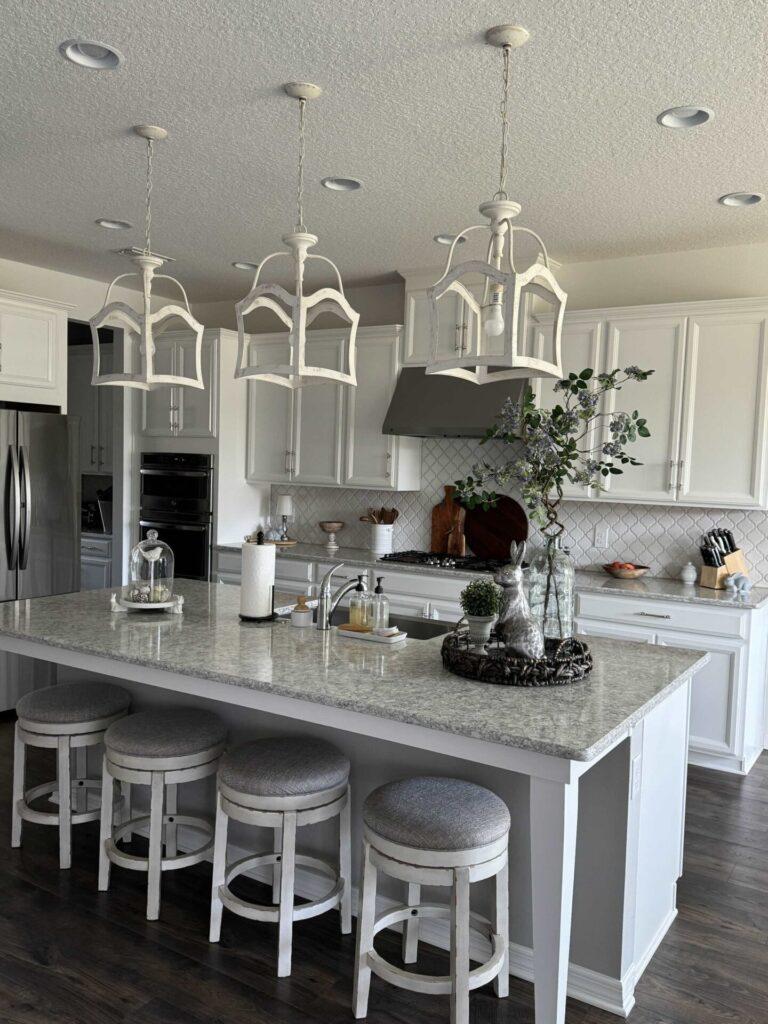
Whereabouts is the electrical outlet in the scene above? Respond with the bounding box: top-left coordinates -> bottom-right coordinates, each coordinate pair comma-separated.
593,524 -> 611,548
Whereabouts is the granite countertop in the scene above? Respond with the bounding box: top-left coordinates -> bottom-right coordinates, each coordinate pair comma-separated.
0,581 -> 706,763
216,541 -> 768,609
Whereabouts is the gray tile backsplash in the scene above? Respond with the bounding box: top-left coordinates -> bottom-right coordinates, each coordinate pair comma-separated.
270,438 -> 768,584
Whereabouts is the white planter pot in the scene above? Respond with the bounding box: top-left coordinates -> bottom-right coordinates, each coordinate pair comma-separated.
370,524 -> 394,556
465,614 -> 496,646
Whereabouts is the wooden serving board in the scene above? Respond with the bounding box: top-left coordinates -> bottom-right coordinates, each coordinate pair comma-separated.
464,496 -> 528,560
430,485 -> 466,555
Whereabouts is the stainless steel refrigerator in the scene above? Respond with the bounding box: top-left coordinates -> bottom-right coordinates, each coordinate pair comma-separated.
1,407 -> 80,708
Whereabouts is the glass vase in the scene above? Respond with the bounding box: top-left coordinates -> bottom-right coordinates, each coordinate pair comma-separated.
527,536 -> 575,640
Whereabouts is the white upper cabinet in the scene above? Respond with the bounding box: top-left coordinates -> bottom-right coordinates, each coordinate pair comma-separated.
600,314 -> 685,503
0,290 -> 70,409
141,331 -> 218,439
67,344 -> 113,474
245,326 -> 421,490
678,309 -> 768,507
344,326 -> 420,489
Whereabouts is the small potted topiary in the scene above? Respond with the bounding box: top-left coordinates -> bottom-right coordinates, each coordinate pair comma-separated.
460,578 -> 502,646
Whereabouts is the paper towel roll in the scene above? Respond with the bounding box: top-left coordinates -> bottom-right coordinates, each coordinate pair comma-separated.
240,541 -> 276,620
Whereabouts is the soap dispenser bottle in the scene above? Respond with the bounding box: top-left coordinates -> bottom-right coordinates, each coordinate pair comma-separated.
349,575 -> 371,628
371,576 -> 390,630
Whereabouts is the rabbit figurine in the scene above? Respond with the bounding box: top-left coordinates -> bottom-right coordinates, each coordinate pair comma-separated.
494,541 -> 545,660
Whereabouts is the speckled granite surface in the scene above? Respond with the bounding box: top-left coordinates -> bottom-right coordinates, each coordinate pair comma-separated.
217,542 -> 768,608
0,582 -> 706,763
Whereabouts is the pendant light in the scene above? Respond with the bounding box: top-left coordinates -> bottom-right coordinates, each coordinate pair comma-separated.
90,125 -> 205,390
427,25 -> 566,384
234,83 -> 359,388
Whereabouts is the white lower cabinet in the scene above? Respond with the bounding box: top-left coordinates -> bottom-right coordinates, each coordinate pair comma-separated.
80,535 -> 112,591
576,591 -> 768,775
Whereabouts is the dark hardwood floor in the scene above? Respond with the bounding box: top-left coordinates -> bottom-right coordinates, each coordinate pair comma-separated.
1,716 -> 767,1024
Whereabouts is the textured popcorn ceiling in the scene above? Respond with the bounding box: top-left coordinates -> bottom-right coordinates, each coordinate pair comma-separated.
1,0 -> 768,299
274,438 -> 768,585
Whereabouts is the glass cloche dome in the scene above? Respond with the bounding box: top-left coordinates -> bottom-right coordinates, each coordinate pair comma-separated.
127,529 -> 175,603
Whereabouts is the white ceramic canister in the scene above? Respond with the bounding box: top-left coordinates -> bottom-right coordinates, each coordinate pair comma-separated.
370,523 -> 394,556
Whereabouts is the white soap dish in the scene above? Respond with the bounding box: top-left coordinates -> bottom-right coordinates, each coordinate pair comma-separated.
336,627 -> 407,645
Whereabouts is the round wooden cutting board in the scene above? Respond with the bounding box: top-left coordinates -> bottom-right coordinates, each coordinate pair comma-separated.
464,496 -> 529,560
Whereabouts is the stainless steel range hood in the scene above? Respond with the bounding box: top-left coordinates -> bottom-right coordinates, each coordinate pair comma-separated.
382,368 -> 526,438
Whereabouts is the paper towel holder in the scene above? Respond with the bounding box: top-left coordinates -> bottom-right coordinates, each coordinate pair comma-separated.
239,584 -> 277,623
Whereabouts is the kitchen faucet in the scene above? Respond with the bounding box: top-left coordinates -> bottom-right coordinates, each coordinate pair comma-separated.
316,563 -> 367,630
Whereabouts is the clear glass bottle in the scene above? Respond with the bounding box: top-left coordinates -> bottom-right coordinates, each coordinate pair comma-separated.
348,575 -> 371,628
527,535 -> 575,640
370,576 -> 390,629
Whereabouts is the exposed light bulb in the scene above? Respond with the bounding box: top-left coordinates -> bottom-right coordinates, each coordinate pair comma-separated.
484,288 -> 505,336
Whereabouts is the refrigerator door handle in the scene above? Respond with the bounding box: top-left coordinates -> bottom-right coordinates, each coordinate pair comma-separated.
6,445 -> 20,570
19,444 -> 32,571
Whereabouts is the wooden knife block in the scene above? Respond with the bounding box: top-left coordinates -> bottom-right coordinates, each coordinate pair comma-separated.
699,549 -> 748,590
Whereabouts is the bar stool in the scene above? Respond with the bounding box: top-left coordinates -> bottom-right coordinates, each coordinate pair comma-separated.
209,736 -> 352,977
12,681 -> 131,870
353,776 -> 510,1024
98,707 -> 226,921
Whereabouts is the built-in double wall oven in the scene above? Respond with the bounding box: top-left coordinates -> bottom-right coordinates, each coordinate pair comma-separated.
139,452 -> 213,581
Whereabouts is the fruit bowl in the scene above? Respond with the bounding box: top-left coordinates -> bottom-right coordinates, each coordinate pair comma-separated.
603,562 -> 649,580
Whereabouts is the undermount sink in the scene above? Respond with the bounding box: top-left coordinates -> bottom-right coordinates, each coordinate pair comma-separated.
321,607 -> 453,640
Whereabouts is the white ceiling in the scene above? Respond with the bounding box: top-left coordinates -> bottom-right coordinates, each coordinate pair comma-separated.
1,0 -> 767,301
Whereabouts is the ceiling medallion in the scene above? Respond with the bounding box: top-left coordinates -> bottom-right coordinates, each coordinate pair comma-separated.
90,125 -> 205,391
234,82 -> 359,388
427,25 -> 566,384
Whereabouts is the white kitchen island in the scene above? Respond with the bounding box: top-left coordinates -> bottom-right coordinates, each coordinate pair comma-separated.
0,582 -> 707,1024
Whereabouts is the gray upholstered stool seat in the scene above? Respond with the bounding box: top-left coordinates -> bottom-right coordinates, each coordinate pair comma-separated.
17,682 -> 131,726
363,776 -> 511,851
104,708 -> 227,760
220,736 -> 350,798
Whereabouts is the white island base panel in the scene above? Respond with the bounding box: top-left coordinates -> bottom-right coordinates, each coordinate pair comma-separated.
0,584 -> 706,1024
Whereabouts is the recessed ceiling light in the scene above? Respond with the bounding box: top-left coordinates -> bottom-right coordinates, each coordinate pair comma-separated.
657,105 -> 712,129
95,218 -> 132,230
718,192 -> 763,207
58,39 -> 124,70
434,234 -> 467,246
232,260 -> 260,271
321,176 -> 363,192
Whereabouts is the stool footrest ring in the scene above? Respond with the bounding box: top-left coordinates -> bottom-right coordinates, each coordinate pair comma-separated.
107,813 -> 213,872
18,778 -> 122,827
219,851 -> 342,923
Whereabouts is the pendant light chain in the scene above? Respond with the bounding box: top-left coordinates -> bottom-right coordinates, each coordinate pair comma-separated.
496,44 -> 512,200
144,138 -> 154,254
295,98 -> 307,232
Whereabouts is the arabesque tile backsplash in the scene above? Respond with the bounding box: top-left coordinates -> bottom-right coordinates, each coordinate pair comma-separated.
270,438 -> 768,584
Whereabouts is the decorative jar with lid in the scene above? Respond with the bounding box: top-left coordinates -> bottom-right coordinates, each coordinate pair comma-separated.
127,529 -> 175,603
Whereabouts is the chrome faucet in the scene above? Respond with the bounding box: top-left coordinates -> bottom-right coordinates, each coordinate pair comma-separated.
316,563 -> 367,630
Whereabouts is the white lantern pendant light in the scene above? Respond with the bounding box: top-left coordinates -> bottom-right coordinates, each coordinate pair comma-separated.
427,25 -> 566,384
234,83 -> 359,388
90,125 -> 205,390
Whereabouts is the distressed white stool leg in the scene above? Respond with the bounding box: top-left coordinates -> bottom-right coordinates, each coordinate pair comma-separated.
353,840 -> 378,1019
271,824 -> 283,904
98,755 -> 115,891
165,783 -> 178,858
146,771 -> 165,921
494,858 -> 509,997
11,723 -> 25,848
277,810 -> 297,977
450,866 -> 471,1024
208,794 -> 229,942
57,735 -> 72,870
339,786 -> 352,935
121,781 -> 132,840
402,882 -> 421,964
74,746 -> 88,814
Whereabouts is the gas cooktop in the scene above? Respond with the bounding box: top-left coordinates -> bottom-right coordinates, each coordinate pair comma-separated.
377,550 -> 514,573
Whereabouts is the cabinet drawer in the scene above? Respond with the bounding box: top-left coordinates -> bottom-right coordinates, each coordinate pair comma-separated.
275,557 -> 313,583
383,570 -> 466,604
575,592 -> 747,639
216,550 -> 242,575
81,536 -> 111,558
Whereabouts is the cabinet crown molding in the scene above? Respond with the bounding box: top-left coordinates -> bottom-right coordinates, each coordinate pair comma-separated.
0,286 -> 75,311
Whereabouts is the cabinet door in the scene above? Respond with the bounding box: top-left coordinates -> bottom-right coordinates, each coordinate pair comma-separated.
574,619 -> 656,644
97,344 -> 114,472
80,557 -> 111,591
67,346 -> 98,472
141,340 -> 175,435
403,289 -> 463,366
678,312 -> 768,507
291,336 -> 344,485
343,331 -> 398,488
245,337 -> 293,483
598,315 -> 685,502
0,305 -> 57,390
532,318 -> 603,498
178,334 -> 217,438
